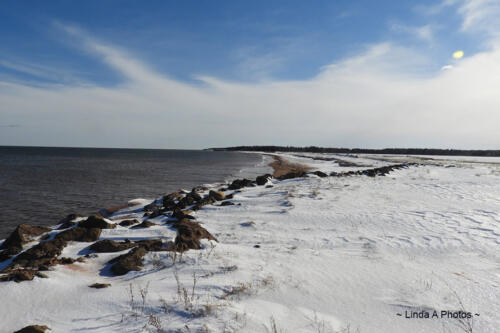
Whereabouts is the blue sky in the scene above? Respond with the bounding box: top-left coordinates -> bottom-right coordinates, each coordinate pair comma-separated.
1,0 -> 499,149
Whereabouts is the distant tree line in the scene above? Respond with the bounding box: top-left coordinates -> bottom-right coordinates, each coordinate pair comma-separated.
211,146 -> 500,157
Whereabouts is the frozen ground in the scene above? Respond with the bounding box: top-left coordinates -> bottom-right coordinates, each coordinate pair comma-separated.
0,153 -> 499,332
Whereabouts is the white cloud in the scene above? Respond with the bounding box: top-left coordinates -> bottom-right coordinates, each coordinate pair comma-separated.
1,22 -> 500,149
391,23 -> 435,43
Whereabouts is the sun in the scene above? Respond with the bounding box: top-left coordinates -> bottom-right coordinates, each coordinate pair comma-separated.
453,50 -> 464,59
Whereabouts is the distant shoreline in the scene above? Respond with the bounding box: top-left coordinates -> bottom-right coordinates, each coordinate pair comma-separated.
212,146 -> 500,157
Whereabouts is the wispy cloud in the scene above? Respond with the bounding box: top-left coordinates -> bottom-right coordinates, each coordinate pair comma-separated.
391,23 -> 436,43
1,17 -> 499,149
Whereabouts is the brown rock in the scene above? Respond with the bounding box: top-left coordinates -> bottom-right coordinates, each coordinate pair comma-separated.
208,190 -> 225,201
131,221 -> 157,229
171,208 -> 195,221
118,219 -> 139,227
173,219 -> 218,252
0,246 -> 22,262
90,240 -> 136,253
57,213 -> 83,230
0,269 -> 36,282
14,325 -> 50,333
109,247 -> 147,276
78,215 -> 116,229
8,238 -> 67,271
135,239 -> 164,251
256,174 -> 272,185
0,224 -> 51,250
55,227 -> 102,242
228,178 -> 253,190
89,283 -> 111,289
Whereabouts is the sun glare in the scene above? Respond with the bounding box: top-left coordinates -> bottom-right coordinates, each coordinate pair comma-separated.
453,50 -> 464,59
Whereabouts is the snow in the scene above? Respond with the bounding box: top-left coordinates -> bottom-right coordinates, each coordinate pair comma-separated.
1,153 -> 499,332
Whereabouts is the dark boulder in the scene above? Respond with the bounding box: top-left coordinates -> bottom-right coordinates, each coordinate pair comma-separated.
220,201 -> 235,206
90,240 -> 136,253
162,198 -> 177,211
192,196 -> 216,211
89,283 -> 111,289
0,269 -> 36,282
0,224 -> 52,250
14,325 -> 50,333
55,227 -> 102,242
144,202 -> 160,212
57,213 -> 83,230
191,186 -> 208,193
173,219 -> 218,252
313,171 -> 328,178
278,171 -> 306,180
256,174 -> 272,185
172,208 -> 195,221
118,219 -> 139,227
208,190 -> 225,201
78,215 -> 116,229
135,239 -> 164,251
0,246 -> 22,262
143,207 -> 162,219
162,191 -> 183,203
228,178 -> 253,190
131,221 -> 157,229
8,238 -> 67,271
109,247 -> 147,276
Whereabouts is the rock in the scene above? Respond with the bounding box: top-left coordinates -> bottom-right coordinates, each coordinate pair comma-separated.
55,227 -> 102,242
364,169 -> 376,177
256,174 -> 272,185
132,221 -> 157,229
225,193 -> 234,199
265,185 -> 274,188
14,325 -> 50,333
191,196 -> 216,211
119,219 -> 139,227
173,219 -> 218,252
162,198 -> 177,211
188,191 -> 202,202
0,269 -> 36,282
208,190 -> 225,201
8,238 -> 67,271
220,201 -> 235,206
78,215 -> 116,229
89,283 -> 111,289
178,195 -> 196,207
172,208 -> 195,221
144,202 -> 161,211
0,224 -> 52,250
278,171 -> 306,180
163,191 -> 183,203
57,213 -> 82,230
135,239 -> 164,251
240,221 -> 255,227
191,186 -> 208,193
0,246 -> 22,262
228,178 -> 254,190
90,240 -> 136,253
109,247 -> 148,276
143,207 -> 162,219
313,171 -> 328,178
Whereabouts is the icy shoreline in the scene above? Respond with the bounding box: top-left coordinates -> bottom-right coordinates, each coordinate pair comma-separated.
1,153 -> 499,332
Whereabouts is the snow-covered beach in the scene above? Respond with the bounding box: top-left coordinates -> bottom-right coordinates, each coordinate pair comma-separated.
1,153 -> 499,333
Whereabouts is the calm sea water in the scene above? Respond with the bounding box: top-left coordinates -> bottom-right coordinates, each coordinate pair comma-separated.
0,147 -> 269,238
